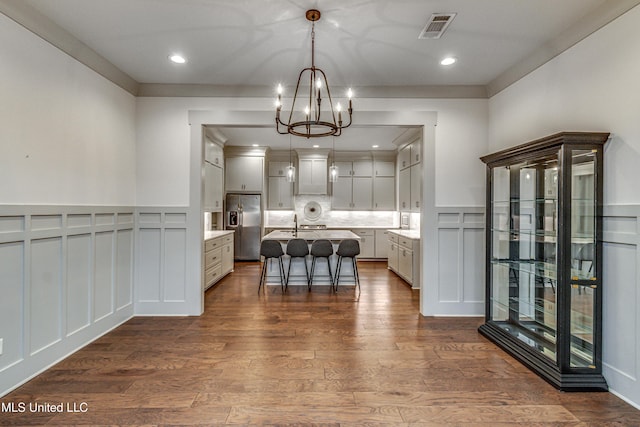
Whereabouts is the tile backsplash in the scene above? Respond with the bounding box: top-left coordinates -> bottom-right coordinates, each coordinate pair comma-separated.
265,195 -> 399,228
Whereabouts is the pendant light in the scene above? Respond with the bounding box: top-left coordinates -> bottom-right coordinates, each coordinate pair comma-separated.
285,135 -> 296,182
329,136 -> 339,182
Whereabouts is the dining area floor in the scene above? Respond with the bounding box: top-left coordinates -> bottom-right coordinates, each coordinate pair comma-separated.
2,261 -> 639,425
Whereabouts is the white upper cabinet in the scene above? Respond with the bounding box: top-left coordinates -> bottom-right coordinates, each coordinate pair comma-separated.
374,160 -> 395,177
204,161 -> 223,211
268,176 -> 294,209
225,156 -> 264,192
398,145 -> 411,170
410,140 -> 421,166
373,176 -> 395,210
205,140 -> 224,167
298,157 -> 327,194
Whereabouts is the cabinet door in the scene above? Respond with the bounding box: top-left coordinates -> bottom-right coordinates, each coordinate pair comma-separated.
211,165 -> 223,211
268,161 -> 289,177
410,141 -> 421,165
205,140 -> 223,167
410,164 -> 421,212
375,230 -> 390,258
398,145 -> 411,170
268,176 -> 294,209
388,240 -> 399,271
335,161 -> 353,177
374,161 -> 395,177
373,176 -> 395,210
352,160 -> 373,177
352,177 -> 372,209
222,242 -> 234,274
226,157 -> 263,192
399,168 -> 411,211
399,248 -> 413,283
298,158 -> 327,194
331,176 -> 353,209
204,162 -> 223,211
352,229 -> 375,258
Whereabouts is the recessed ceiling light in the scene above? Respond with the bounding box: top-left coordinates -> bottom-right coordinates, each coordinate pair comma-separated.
313,145 -> 319,148
252,144 -> 259,147
169,54 -> 187,64
440,57 -> 456,66
372,145 -> 379,148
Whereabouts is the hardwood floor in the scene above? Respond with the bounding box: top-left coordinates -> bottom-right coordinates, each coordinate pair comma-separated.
2,261 -> 638,426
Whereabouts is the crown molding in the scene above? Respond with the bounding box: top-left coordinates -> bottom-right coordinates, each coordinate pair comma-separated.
137,83 -> 488,99
0,0 -> 139,95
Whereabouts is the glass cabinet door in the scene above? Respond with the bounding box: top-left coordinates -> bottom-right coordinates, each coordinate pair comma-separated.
489,156 -> 559,362
569,149 -> 598,368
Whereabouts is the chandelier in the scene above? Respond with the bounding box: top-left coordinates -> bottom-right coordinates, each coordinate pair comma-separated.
275,9 -> 353,138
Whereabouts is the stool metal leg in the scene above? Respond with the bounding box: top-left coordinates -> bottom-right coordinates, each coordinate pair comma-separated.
335,256 -> 343,291
258,257 -> 267,293
352,257 -> 360,292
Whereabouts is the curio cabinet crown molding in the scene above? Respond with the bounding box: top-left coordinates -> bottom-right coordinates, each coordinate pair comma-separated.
479,131 -> 610,391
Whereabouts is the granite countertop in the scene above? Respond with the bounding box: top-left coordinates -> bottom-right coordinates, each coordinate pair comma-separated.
204,229 -> 235,241
388,229 -> 421,240
263,229 -> 361,241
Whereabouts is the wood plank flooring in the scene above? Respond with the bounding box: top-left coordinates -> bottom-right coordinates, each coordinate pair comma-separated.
2,261 -> 639,426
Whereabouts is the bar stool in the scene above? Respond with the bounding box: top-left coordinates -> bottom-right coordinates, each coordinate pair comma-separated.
258,240 -> 285,294
309,239 -> 334,291
285,238 -> 310,288
334,239 -> 361,293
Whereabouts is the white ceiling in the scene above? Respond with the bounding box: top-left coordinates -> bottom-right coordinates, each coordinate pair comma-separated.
7,0 -> 631,150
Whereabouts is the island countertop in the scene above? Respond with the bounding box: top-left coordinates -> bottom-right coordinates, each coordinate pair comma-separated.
262,229 -> 360,241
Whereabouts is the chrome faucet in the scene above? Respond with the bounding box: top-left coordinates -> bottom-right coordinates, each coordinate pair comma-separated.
293,214 -> 298,237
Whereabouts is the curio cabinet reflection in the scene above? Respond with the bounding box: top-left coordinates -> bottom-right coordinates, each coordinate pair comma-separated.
479,132 -> 610,391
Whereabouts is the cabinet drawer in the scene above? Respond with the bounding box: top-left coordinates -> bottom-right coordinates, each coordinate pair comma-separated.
205,237 -> 222,252
388,233 -> 399,244
399,237 -> 412,248
205,264 -> 222,286
352,229 -> 374,237
222,234 -> 233,244
205,247 -> 222,268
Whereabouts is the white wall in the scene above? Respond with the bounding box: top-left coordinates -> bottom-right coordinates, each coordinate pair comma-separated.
0,14 -> 136,395
488,4 -> 640,408
0,14 -> 136,206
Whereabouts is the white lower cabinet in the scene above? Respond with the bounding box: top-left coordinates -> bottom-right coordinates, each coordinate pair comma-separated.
387,234 -> 399,272
375,229 -> 390,258
205,232 -> 234,290
387,231 -> 420,288
351,229 -> 375,258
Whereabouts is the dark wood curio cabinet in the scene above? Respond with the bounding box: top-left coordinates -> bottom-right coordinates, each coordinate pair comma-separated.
479,132 -> 610,391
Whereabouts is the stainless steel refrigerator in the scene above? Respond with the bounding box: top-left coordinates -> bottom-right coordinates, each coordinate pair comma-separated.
225,194 -> 262,261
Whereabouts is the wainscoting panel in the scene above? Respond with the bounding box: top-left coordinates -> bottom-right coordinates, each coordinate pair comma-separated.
94,231 -> 115,322
134,207 -> 192,315
0,206 -> 134,398
601,205 -> 640,408
427,207 -> 485,316
30,237 -> 63,356
66,234 -> 91,336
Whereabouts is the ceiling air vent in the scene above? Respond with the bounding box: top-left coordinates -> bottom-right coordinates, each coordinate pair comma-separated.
418,13 -> 456,39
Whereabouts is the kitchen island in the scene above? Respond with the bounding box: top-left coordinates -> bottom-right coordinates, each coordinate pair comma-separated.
261,229 -> 360,286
